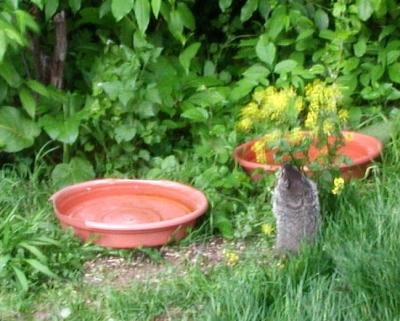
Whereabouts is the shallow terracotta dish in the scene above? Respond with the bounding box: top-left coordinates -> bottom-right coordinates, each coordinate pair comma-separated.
233,131 -> 383,180
50,179 -> 208,248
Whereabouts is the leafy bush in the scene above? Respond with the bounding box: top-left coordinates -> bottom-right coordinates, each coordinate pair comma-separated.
1,0 -> 399,168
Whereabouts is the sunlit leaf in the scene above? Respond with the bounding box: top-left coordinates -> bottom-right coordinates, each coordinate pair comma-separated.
179,42 -> 201,74
135,0 -> 150,33
51,157 -> 95,188
111,0 -> 134,21
0,106 -> 40,152
19,87 -> 36,118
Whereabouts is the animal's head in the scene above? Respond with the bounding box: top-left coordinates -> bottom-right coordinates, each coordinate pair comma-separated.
277,164 -> 310,195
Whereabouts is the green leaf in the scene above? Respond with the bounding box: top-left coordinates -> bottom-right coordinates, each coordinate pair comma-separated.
179,42 -> 201,74
135,0 -> 150,34
360,86 -> 381,100
68,0 -> 81,13
256,34 -> 276,67
177,2 -> 195,30
214,214 -> 234,238
274,59 -> 298,74
314,9 -> 329,30
100,0 -> 112,18
0,61 -> 22,88
181,106 -> 209,122
296,29 -> 314,41
169,10 -> 184,43
111,0 -> 134,21
151,0 -> 161,18
187,90 -> 225,107
12,267 -> 29,291
354,38 -> 367,57
26,259 -> 57,278
319,29 -> 336,40
357,0 -> 373,21
387,50 -> 400,65
51,157 -> 95,188
219,0 -> 232,12
0,255 -> 10,273
19,87 -> 36,118
31,0 -> 44,10
15,10 -> 40,33
45,0 -> 59,20
266,5 -> 286,40
229,79 -> 258,102
370,65 -> 384,81
20,243 -> 47,262
0,30 -> 6,62
240,0 -> 258,22
388,63 -> 400,84
26,80 -> 50,97
40,114 -> 81,144
114,124 -> 137,143
242,64 -> 270,81
343,57 -> 360,73
0,106 -> 40,152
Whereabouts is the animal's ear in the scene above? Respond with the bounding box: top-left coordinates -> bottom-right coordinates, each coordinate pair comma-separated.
283,177 -> 290,189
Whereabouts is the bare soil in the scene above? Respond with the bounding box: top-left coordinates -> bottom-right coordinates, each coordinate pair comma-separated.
83,237 -> 247,288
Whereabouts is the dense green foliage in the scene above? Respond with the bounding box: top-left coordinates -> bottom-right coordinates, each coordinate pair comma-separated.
1,0 -> 399,166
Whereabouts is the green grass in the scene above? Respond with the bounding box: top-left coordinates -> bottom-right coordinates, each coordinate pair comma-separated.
1,142 -> 400,321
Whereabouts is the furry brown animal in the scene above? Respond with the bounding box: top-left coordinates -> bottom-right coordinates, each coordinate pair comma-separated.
272,164 -> 320,253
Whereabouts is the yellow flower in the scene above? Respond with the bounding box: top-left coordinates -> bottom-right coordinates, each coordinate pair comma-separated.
223,250 -> 239,266
305,110 -> 318,130
236,118 -> 252,132
332,177 -> 345,195
289,127 -> 303,144
252,139 -> 267,163
344,132 -> 354,141
295,97 -> 304,112
240,102 -> 259,119
251,130 -> 281,164
323,120 -> 335,135
261,223 -> 275,236
339,109 -> 349,122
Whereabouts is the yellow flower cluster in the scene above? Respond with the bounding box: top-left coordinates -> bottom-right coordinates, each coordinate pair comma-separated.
223,250 -> 239,266
304,80 -> 343,134
251,130 -> 280,163
332,177 -> 345,195
339,109 -> 349,122
237,80 -> 349,169
261,223 -> 275,236
305,80 -> 341,113
289,127 -> 303,145
237,86 -> 302,132
323,120 -> 335,135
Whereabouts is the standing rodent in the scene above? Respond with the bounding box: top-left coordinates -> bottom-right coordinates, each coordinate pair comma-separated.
272,164 -> 320,253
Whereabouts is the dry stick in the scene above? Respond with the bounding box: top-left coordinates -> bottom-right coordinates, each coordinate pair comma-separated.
50,10 -> 67,89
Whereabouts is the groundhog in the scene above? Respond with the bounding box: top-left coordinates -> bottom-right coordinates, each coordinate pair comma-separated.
272,164 -> 320,253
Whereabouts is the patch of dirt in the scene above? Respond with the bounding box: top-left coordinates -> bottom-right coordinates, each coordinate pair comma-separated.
152,307 -> 187,321
83,237 -> 247,288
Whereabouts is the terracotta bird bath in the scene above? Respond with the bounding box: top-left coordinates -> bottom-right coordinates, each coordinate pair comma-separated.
233,131 -> 383,180
51,179 -> 208,249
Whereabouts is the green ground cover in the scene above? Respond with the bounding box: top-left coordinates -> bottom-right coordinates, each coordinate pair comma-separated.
1,138 -> 400,321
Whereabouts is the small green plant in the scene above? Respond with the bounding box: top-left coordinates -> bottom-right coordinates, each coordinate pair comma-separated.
237,79 -> 350,192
